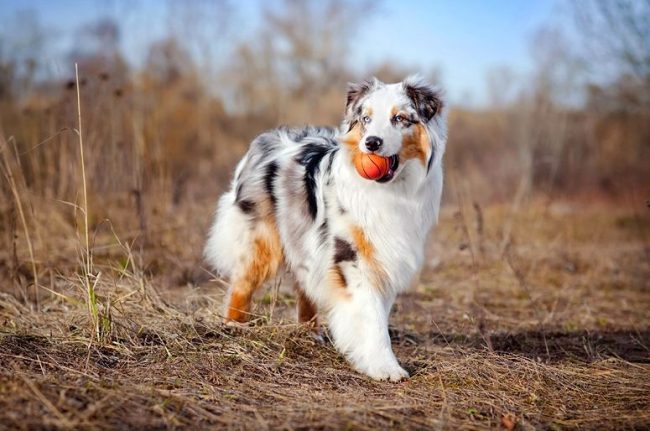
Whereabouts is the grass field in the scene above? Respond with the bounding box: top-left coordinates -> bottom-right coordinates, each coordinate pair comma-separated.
1,196 -> 648,430
1,1 -> 649,429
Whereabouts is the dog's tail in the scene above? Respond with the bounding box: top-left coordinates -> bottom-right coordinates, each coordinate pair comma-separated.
204,154 -> 253,278
204,189 -> 253,279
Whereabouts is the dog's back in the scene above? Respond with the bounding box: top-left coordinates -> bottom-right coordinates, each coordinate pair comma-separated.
204,126 -> 340,320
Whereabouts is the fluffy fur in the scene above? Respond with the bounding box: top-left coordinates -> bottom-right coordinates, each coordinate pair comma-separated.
204,76 -> 447,381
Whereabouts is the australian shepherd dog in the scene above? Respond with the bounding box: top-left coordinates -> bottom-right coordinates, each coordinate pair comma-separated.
204,76 -> 447,381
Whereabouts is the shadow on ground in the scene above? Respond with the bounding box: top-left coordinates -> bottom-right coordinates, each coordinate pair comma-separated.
391,327 -> 650,363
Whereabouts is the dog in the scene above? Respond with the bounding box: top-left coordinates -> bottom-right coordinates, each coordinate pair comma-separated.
204,76 -> 447,381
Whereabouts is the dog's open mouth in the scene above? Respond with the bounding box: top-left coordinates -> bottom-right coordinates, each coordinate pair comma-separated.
376,155 -> 400,183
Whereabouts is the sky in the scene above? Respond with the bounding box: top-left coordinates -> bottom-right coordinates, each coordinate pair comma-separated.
0,0 -> 561,106
360,1 -> 560,104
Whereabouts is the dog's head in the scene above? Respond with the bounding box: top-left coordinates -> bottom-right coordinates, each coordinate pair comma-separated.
341,76 -> 446,182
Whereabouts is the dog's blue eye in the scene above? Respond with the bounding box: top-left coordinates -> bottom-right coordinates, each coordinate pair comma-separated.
362,115 -> 371,124
394,115 -> 403,123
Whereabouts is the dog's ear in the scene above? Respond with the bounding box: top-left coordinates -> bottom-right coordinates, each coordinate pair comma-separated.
403,77 -> 444,123
345,79 -> 376,118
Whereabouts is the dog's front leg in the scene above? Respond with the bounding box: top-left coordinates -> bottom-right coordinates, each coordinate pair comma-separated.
327,287 -> 408,381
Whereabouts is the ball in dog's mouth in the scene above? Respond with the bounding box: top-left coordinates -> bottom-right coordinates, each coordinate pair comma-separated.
376,155 -> 400,183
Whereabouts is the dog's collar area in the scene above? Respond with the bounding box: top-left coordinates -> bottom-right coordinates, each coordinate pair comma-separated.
376,155 -> 400,183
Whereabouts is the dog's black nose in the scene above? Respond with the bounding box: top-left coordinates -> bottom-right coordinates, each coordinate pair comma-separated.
365,136 -> 383,152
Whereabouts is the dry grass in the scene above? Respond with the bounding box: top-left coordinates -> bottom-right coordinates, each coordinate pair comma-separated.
2,3 -> 649,429
1,195 -> 648,430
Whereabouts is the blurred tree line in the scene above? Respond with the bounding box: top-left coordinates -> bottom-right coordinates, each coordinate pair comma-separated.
0,0 -> 648,215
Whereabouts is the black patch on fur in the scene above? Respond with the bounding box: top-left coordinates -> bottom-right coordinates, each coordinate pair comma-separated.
426,146 -> 435,173
334,237 -> 356,263
346,119 -> 359,133
264,161 -> 279,208
319,189 -> 330,240
318,218 -> 329,241
404,82 -> 443,122
391,115 -> 416,128
296,143 -> 332,220
237,199 -> 256,214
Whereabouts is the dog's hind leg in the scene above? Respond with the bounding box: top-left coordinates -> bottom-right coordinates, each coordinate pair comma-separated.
205,192 -> 283,323
296,283 -> 318,325
294,280 -> 322,336
224,220 -> 282,323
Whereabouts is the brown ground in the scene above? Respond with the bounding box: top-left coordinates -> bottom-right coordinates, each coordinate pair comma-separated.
1,199 -> 649,430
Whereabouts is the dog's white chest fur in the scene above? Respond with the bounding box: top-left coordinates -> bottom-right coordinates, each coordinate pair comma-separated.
330,154 -> 443,293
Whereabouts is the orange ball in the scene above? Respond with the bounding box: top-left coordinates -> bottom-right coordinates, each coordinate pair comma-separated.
354,153 -> 391,180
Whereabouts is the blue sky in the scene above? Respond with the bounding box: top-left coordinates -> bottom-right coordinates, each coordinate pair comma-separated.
0,0 -> 560,106
350,1 -> 559,104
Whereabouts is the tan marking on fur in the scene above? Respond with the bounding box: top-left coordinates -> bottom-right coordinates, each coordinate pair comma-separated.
341,122 -> 365,168
341,122 -> 362,147
295,283 -> 318,325
350,225 -> 388,291
226,290 -> 252,322
327,264 -> 353,300
351,225 -> 374,261
225,218 -> 283,323
329,264 -> 348,289
399,122 -> 429,165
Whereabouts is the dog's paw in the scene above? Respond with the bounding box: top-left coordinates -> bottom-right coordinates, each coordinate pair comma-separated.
222,319 -> 252,333
365,363 -> 410,382
309,330 -> 326,345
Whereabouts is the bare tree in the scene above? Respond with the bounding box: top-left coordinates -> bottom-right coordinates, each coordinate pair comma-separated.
226,0 -> 375,120
573,0 -> 650,79
0,10 -> 47,100
572,0 -> 650,108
